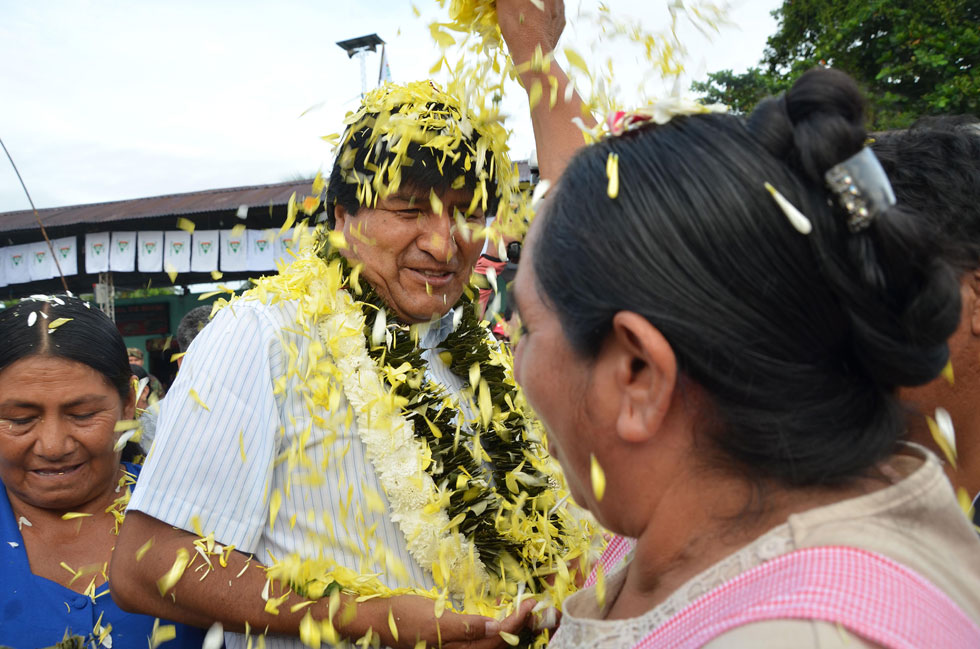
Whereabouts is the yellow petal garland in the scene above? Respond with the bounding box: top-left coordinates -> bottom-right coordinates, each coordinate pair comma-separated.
206,237 -> 600,636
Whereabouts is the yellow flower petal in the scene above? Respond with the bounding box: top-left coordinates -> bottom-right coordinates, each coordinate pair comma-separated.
590,454 -> 606,502
156,548 -> 190,596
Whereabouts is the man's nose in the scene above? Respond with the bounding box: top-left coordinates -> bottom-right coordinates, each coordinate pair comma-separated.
417,211 -> 459,262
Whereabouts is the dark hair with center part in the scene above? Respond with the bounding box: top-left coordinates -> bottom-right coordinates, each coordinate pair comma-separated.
534,68 -> 961,487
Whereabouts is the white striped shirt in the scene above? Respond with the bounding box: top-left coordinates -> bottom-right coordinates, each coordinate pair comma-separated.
129,297 -> 467,649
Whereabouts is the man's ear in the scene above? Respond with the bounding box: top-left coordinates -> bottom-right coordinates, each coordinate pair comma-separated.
970,269 -> 980,337
606,311 -> 677,444
334,204 -> 350,231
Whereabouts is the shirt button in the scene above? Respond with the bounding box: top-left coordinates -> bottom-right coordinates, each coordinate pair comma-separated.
72,595 -> 89,608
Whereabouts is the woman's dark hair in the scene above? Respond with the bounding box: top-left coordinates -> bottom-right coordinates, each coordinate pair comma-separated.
0,295 -> 142,461
535,68 -> 961,487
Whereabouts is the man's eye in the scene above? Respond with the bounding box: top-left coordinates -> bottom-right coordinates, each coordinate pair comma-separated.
70,412 -> 96,421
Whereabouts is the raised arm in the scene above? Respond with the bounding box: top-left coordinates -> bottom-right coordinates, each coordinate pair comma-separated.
497,0 -> 595,184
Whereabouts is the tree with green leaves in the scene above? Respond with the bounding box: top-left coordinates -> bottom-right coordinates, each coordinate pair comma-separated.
694,0 -> 979,128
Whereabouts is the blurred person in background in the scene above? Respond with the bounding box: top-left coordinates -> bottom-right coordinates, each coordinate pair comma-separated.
874,115 -> 980,524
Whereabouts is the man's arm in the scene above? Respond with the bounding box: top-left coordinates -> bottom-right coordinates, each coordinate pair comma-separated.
111,511 -> 532,648
497,0 -> 595,184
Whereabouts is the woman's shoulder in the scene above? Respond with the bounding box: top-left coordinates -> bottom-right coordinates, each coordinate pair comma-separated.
788,448 -> 980,622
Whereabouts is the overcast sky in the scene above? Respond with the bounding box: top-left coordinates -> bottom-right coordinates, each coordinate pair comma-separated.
0,0 -> 779,213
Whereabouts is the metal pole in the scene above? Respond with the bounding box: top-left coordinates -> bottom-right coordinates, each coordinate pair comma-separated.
357,49 -> 368,96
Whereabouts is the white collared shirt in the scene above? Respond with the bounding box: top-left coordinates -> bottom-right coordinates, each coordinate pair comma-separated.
130,297 -> 467,649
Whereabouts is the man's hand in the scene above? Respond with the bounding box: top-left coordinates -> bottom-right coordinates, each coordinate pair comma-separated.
495,0 -> 594,183
352,595 -> 538,649
497,0 -> 566,64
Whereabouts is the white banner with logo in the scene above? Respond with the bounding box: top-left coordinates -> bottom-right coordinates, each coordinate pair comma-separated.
164,231 -> 192,273
247,228 -> 276,271
2,245 -> 30,284
85,232 -> 111,274
191,230 -> 219,272
138,231 -> 164,272
27,241 -> 56,281
220,229 -> 248,272
109,231 -> 137,272
274,228 -> 297,268
52,236 -> 78,277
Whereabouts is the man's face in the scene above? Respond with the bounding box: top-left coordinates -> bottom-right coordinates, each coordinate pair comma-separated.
335,186 -> 487,323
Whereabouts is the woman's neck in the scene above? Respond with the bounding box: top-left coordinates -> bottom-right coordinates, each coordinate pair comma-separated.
606,464 -> 889,620
7,464 -> 124,531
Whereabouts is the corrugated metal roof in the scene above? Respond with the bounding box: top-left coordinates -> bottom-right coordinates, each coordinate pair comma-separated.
0,179 -> 316,234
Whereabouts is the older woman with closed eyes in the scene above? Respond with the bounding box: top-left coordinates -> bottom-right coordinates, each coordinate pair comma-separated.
0,295 -> 205,648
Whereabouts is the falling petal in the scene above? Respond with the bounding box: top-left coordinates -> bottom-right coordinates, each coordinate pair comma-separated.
926,411 -> 957,468
595,563 -> 607,609
27,312 -> 37,327
203,623 -> 224,649
149,619 -> 177,648
956,487 -> 974,521
114,419 -> 139,433
590,454 -> 606,502
499,631 -> 520,646
606,152 -> 620,199
62,512 -> 93,521
387,607 -> 399,643
156,548 -> 190,596
47,317 -> 73,332
371,308 -> 387,348
176,217 -> 195,234
764,182 -> 812,235
942,360 -> 954,385
188,388 -> 210,411
136,538 -> 154,562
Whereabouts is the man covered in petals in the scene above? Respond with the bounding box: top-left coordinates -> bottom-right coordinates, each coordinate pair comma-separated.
109,4 -> 595,648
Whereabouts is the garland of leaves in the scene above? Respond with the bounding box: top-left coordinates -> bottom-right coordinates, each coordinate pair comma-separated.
337,253 -> 567,594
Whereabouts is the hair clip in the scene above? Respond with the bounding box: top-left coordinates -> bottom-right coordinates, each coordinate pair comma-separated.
824,147 -> 896,233
764,182 -> 812,235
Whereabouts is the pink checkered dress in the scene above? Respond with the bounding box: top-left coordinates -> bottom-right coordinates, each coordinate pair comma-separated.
586,539 -> 979,648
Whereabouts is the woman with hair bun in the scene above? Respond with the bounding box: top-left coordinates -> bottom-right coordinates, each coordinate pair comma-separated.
0,295 -> 204,647
498,3 -> 980,645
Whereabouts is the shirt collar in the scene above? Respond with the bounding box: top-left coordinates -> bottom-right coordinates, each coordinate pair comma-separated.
418,308 -> 458,349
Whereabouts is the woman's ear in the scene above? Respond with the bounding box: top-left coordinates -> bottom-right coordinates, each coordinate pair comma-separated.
606,311 -> 677,444
123,377 -> 138,421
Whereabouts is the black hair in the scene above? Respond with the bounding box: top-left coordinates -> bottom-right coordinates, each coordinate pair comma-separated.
325,102 -> 500,225
535,68 -> 961,487
130,363 -> 149,380
872,115 -> 980,272
176,304 -> 212,354
0,295 -> 142,461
